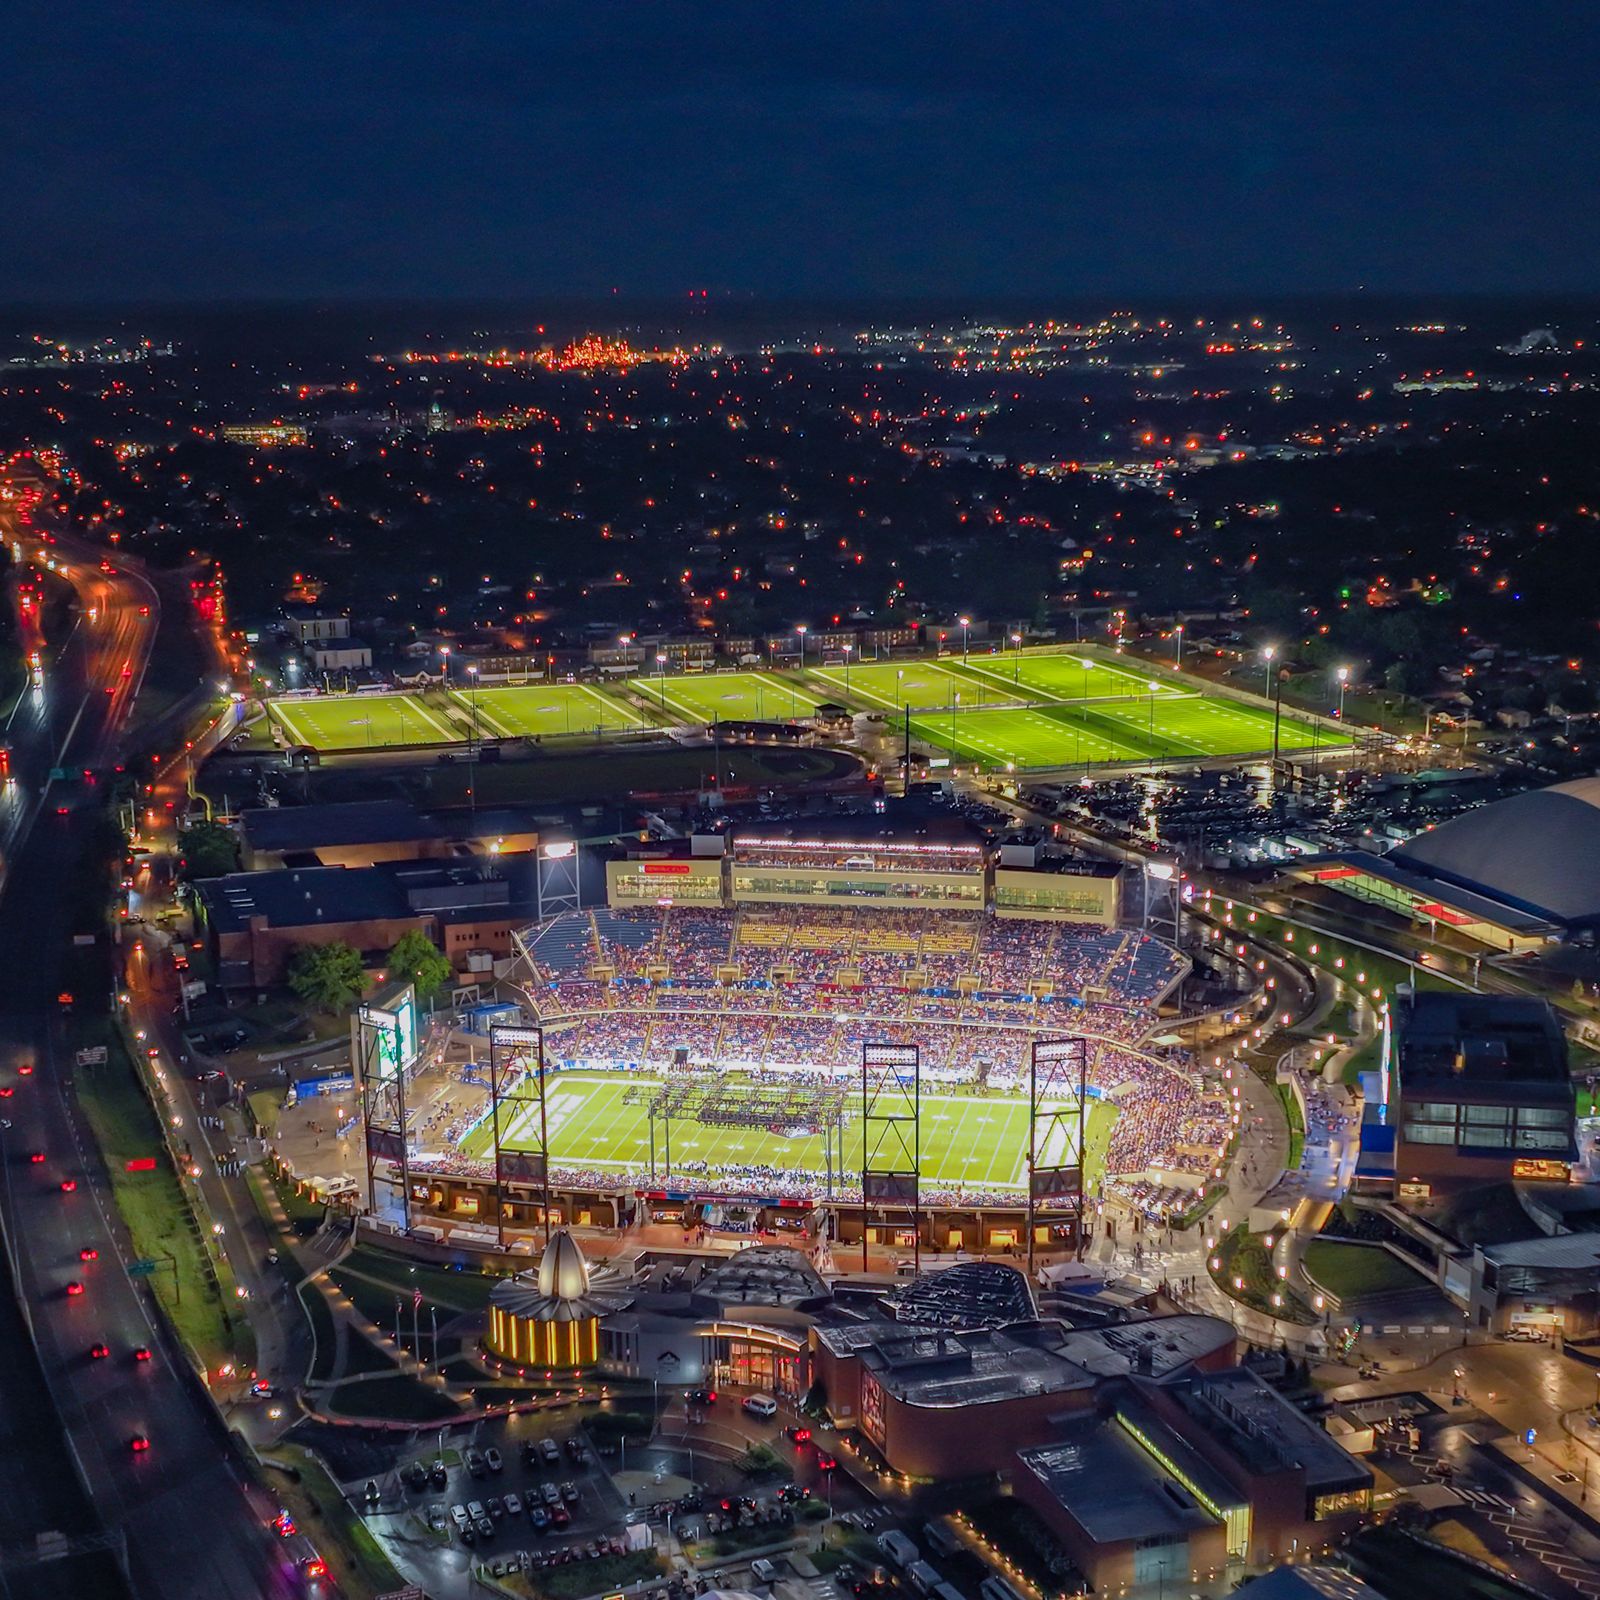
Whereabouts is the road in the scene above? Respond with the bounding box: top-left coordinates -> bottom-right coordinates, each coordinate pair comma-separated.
0,478 -> 301,1599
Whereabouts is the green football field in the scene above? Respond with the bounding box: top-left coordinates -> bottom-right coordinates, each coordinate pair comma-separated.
457,682 -> 645,739
908,692 -> 1324,768
629,671 -> 820,724
809,658 -> 1024,712
458,1069 -> 1118,1195
270,692 -> 462,750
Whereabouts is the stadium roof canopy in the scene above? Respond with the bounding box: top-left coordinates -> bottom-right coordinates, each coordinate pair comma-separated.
1390,776 -> 1600,929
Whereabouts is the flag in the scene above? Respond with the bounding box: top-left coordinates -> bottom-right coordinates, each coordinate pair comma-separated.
413,1286 -> 423,1311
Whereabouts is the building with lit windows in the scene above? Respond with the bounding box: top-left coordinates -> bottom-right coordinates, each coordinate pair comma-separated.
1388,991 -> 1576,1198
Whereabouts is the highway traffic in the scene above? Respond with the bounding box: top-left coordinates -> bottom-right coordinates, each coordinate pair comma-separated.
0,474 -> 303,1600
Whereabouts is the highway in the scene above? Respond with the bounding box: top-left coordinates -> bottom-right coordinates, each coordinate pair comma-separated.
0,478 -> 301,1599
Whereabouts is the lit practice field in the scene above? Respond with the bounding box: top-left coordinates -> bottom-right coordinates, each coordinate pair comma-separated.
457,682 -> 645,739
270,692 -> 461,750
958,650 -> 1190,704
458,1070 -> 1118,1196
628,671 -> 821,725
808,658 -> 1024,712
910,692 -> 1325,768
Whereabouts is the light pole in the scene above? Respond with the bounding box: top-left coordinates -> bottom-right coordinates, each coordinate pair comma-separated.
959,615 -> 971,663
1148,680 -> 1159,767
656,652 -> 668,710
467,664 -> 480,744
438,643 -> 451,686
1336,665 -> 1349,722
841,643 -> 852,691
1011,631 -> 1022,682
1261,644 -> 1275,698
795,624 -> 807,668
895,668 -> 904,707
1174,624 -> 1184,671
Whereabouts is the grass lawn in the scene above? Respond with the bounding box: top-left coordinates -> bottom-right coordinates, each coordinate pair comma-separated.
1211,1225 -> 1318,1324
75,1052 -> 243,1369
339,1245 -> 497,1311
302,1284 -> 339,1382
262,1443 -> 407,1600
628,670 -> 819,724
1277,1082 -> 1307,1170
1302,1239 -> 1430,1301
462,1071 -> 1105,1196
340,1331 -> 399,1378
522,1549 -> 666,1600
270,691 -> 461,750
455,681 -> 645,739
328,1374 -> 462,1422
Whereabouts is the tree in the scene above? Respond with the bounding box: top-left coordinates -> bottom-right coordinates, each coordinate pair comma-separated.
178,819 -> 238,880
287,942 -> 366,1013
386,928 -> 451,1000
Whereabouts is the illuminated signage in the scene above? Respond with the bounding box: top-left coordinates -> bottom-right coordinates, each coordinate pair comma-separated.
642,862 -> 693,876
359,986 -> 418,1081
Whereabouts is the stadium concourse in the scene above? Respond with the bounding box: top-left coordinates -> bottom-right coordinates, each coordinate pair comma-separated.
395,906 -> 1239,1228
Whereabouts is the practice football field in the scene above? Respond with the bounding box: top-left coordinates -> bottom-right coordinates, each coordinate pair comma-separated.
808,658 -> 1024,712
458,1070 -> 1118,1194
270,692 -> 462,750
628,671 -> 821,725
909,694 -> 1324,768
458,682 -> 645,739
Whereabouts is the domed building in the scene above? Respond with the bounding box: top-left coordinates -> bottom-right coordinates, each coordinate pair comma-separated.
486,1230 -> 631,1369
1293,777 -> 1600,953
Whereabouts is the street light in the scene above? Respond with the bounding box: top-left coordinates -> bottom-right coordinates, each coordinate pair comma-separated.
1336,665 -> 1349,722
1261,644 -> 1276,697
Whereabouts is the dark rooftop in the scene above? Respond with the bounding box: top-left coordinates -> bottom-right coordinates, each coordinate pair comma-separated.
1396,990 -> 1571,1096
1017,1417 -> 1230,1544
198,864 -> 411,934
240,798 -> 540,856
1167,1369 -> 1375,1492
846,1314 -> 1234,1409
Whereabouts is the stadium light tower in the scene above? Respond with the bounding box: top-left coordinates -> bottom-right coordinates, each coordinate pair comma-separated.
1011,631 -> 1023,682
1261,644 -> 1276,697
655,652 -> 668,709
438,643 -> 451,686
959,615 -> 971,662
841,642 -> 852,689
1173,623 -> 1184,670
795,623 -> 808,667
1336,664 -> 1350,721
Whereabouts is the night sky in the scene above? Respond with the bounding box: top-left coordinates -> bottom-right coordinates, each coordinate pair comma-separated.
3,1 -> 1597,303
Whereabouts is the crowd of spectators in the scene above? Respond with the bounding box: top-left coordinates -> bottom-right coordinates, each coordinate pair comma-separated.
418,905 -> 1229,1203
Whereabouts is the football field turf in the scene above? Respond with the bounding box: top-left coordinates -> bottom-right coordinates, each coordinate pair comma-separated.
629,671 -> 820,724
270,692 -> 461,750
809,658 -> 1024,712
457,1070 -> 1118,1195
910,693 -> 1324,768
457,682 -> 645,738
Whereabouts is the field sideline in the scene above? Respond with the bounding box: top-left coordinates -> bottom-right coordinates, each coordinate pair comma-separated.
456,1069 -> 1118,1195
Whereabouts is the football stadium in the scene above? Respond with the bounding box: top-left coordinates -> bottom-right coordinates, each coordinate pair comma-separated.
264,646 -> 1334,771
380,826 -> 1240,1252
